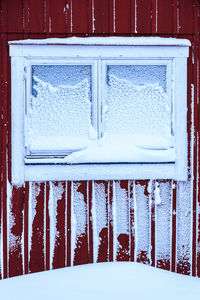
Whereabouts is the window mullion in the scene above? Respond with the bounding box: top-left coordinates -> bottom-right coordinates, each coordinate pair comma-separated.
92,60 -> 98,137
97,58 -> 104,138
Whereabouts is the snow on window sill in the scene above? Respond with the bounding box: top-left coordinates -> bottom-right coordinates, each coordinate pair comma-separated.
25,134 -> 175,164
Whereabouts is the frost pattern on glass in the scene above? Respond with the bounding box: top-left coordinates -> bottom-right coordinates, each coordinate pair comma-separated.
105,65 -> 170,138
28,65 -> 92,150
107,65 -> 166,91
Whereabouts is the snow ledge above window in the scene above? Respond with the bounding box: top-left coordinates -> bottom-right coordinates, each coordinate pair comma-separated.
8,36 -> 191,46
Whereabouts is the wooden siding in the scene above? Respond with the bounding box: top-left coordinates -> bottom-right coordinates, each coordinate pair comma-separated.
0,0 -> 200,279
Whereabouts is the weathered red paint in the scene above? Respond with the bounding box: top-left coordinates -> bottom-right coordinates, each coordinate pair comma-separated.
66,181 -> 71,267
171,181 -> 177,273
52,182 -> 66,269
9,186 -> 24,278
97,181 -> 109,263
29,183 -> 45,273
0,0 -> 200,280
129,181 -> 135,262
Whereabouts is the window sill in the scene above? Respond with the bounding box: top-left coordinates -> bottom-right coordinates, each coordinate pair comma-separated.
17,162 -> 186,184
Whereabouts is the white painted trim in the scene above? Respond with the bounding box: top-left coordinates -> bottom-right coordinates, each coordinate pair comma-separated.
11,57 -> 25,185
9,45 -> 189,58
173,58 -> 188,181
24,163 -> 176,182
8,36 -> 191,46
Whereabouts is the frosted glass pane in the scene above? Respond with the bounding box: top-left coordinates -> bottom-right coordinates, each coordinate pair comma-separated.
104,65 -> 171,138
107,65 -> 167,91
28,65 -> 92,152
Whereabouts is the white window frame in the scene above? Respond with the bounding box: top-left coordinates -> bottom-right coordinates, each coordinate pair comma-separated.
9,37 -> 190,184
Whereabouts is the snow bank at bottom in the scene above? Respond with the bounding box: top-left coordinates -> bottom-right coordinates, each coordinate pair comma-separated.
0,262 -> 199,300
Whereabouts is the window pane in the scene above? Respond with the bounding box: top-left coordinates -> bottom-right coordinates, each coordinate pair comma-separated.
27,65 -> 93,154
104,65 -> 171,138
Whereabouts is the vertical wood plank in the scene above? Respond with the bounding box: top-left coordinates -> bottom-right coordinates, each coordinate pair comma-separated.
179,0 -> 194,34
109,181 -> 114,261
130,0 -> 137,34
66,0 -> 72,34
151,0 -> 157,34
24,183 -> 29,274
172,0 -> 178,34
2,0 -> 23,33
130,180 -> 135,261
67,181 -> 71,267
135,180 -> 150,265
150,180 -> 155,267
93,0 -> 111,34
115,0 -> 131,34
49,0 -> 67,34
27,0 -> 45,33
193,0 -> 199,35
88,181 -> 93,263
52,182 -> 66,269
115,181 -> 130,261
155,180 -> 172,271
71,0 -> 91,34
45,182 -> 50,271
8,185 -> 24,278
192,33 -> 198,277
73,181 -> 89,265
29,183 -> 45,273
0,21 -> 3,279
157,0 -> 173,34
136,0 -> 152,34
176,181 -> 192,275
171,181 -> 177,273
94,181 -> 108,263
197,24 -> 200,278
2,32 -> 8,279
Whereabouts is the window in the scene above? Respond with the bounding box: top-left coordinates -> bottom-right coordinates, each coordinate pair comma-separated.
9,37 -> 190,184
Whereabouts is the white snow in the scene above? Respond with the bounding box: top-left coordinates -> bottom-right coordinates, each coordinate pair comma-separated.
135,182 -> 150,262
49,182 -> 64,269
154,182 -> 162,205
115,181 -> 129,258
64,134 -> 175,164
72,182 -> 87,265
8,36 -> 191,46
176,181 -> 193,271
155,181 -> 172,264
29,136 -> 92,153
0,262 -> 199,300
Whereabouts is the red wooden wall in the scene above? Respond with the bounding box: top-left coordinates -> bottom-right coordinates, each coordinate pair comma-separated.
0,0 -> 200,279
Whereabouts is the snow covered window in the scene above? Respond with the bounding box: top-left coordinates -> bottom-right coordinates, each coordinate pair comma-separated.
9,37 -> 190,184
